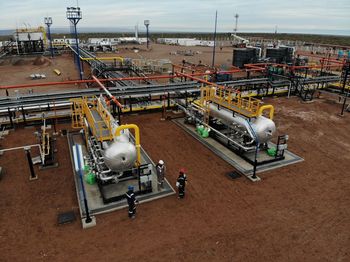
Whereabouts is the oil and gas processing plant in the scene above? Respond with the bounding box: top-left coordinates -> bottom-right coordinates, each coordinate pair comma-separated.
0,3 -> 349,261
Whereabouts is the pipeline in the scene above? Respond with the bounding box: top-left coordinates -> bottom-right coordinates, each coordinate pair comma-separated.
86,136 -> 114,182
176,101 -> 256,151
92,76 -> 123,109
257,105 -> 274,120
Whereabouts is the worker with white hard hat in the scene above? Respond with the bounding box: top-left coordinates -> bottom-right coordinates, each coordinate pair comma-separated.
156,160 -> 166,191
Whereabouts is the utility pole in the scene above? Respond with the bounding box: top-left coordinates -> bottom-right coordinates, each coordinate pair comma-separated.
66,6 -> 83,80
44,17 -> 54,58
340,60 -> 350,116
211,10 -> 218,68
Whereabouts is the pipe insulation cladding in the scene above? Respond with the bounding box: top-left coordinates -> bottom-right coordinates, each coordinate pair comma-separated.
102,133 -> 137,173
208,103 -> 276,143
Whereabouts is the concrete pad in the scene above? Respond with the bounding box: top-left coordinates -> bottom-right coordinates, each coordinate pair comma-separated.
173,118 -> 304,180
68,132 -> 176,221
1,130 -> 10,136
82,216 -> 96,229
29,175 -> 38,181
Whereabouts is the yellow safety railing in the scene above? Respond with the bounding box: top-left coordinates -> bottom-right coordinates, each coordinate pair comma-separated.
81,56 -> 124,63
70,98 -> 84,129
97,99 -> 112,127
83,98 -> 113,142
70,97 -> 114,141
200,86 -> 264,118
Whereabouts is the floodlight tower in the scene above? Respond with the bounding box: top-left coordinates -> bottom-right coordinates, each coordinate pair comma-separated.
234,14 -> 239,36
66,6 -> 83,80
44,17 -> 54,58
144,20 -> 150,49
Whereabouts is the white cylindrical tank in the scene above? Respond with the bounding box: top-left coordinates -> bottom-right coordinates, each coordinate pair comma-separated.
250,116 -> 276,143
103,134 -> 137,172
208,103 -> 276,143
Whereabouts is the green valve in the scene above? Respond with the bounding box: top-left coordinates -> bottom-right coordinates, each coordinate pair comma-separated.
83,165 -> 90,173
201,128 -> 210,138
86,173 -> 96,185
196,125 -> 205,136
267,147 -> 277,157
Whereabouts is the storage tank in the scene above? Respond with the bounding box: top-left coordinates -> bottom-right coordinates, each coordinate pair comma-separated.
266,47 -> 293,63
232,48 -> 258,68
103,134 -> 137,172
208,103 -> 276,143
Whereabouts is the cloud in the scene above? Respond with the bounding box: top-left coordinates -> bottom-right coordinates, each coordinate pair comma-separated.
0,0 -> 349,35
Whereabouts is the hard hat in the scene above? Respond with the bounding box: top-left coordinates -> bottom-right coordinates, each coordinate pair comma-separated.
158,160 -> 164,165
179,168 -> 186,174
128,185 -> 134,191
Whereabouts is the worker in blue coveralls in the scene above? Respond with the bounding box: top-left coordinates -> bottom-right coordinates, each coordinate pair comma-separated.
176,168 -> 187,199
126,185 -> 138,219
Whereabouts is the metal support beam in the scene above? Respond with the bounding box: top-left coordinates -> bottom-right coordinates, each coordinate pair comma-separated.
25,148 -> 37,180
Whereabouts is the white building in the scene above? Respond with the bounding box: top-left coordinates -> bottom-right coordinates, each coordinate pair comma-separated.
157,38 -> 215,47
53,38 -> 79,45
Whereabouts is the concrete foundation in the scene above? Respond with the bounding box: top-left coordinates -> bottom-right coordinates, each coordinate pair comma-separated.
68,132 -> 176,221
174,118 -> 303,180
82,216 -> 97,229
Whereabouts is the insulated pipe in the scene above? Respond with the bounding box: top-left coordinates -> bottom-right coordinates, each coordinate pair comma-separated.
0,144 -> 44,164
81,57 -> 124,62
176,102 -> 256,151
208,103 -> 256,139
73,144 -> 92,223
114,124 -> 141,166
175,71 -> 229,92
92,76 -> 123,109
257,105 -> 274,120
98,172 -> 115,182
0,69 -> 261,90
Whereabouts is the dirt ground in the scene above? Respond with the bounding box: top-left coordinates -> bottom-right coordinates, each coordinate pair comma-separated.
0,44 -> 238,95
0,94 -> 349,261
0,53 -> 89,96
103,43 -> 235,68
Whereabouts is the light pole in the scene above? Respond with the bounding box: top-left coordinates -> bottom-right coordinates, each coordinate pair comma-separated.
66,6 -> 83,80
211,11 -> 218,68
234,14 -> 239,36
144,20 -> 150,49
44,17 -> 54,58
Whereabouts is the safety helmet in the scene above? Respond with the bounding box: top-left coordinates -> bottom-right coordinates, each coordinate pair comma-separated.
158,160 -> 164,165
128,185 -> 134,191
179,168 -> 186,174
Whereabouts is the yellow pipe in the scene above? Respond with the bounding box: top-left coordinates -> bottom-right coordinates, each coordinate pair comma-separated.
258,105 -> 274,120
114,124 -> 141,166
82,57 -> 124,62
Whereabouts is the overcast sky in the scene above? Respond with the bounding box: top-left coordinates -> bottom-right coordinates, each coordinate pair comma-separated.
0,0 -> 349,35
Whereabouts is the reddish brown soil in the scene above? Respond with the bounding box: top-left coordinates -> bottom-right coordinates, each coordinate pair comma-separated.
0,53 -> 89,96
0,44 -> 250,97
0,93 -> 349,261
100,43 -> 235,67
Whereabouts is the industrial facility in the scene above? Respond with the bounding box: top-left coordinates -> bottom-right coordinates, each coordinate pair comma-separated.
0,3 -> 349,261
